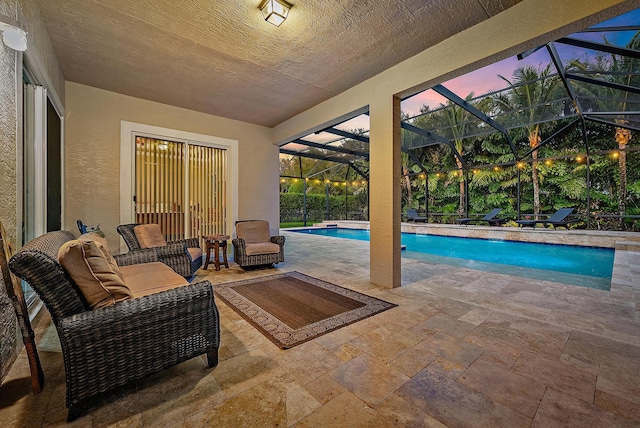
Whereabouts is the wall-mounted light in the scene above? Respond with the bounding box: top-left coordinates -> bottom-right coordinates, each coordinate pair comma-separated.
0,15 -> 27,51
259,0 -> 292,27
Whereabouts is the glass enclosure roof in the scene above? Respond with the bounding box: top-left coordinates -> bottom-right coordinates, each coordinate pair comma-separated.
280,8 -> 640,179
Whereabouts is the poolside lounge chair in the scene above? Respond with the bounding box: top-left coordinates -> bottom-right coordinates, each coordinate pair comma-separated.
406,209 -> 427,223
516,208 -> 576,229
456,208 -> 506,226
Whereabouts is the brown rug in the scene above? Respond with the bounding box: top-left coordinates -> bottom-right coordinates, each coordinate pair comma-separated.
214,271 -> 396,349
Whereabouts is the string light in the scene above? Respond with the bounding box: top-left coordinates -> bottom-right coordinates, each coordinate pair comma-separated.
576,156 -> 582,162
494,166 -> 500,172
545,160 -> 552,166
612,152 -> 619,159
517,162 -> 525,169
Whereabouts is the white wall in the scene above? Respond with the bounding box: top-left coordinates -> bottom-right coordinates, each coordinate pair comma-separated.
64,82 -> 279,250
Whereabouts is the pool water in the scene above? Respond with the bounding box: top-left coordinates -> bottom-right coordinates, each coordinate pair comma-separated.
290,228 -> 614,290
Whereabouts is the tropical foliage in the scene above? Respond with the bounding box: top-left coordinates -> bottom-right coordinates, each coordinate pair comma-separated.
281,28 -> 640,231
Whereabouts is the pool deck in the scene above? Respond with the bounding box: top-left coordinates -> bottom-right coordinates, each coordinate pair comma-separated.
310,220 -> 640,295
4,227 -> 640,426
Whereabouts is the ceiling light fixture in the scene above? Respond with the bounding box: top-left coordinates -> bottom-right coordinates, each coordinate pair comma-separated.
0,14 -> 27,51
259,0 -> 292,27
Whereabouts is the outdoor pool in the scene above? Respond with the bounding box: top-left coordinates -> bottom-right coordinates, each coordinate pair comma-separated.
290,228 -> 615,290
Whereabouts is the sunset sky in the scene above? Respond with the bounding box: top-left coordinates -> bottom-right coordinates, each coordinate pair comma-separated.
400,8 -> 640,117
295,8 -> 638,144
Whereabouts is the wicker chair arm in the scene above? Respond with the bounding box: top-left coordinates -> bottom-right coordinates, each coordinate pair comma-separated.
113,249 -> 159,267
232,238 -> 246,252
57,281 -> 219,405
270,236 -> 286,247
154,242 -> 188,258
58,280 -> 216,334
168,237 -> 200,249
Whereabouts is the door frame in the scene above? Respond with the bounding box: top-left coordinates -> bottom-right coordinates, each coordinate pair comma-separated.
119,121 -> 238,253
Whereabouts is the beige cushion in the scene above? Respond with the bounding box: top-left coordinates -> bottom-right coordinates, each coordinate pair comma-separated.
79,232 -> 123,280
134,224 -> 167,248
119,262 -> 189,298
245,242 -> 281,256
236,221 -> 271,244
58,239 -> 133,309
187,247 -> 202,261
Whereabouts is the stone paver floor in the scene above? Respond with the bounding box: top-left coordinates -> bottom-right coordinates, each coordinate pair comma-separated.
1,230 -> 639,427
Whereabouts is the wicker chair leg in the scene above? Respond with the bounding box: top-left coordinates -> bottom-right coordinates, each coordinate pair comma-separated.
207,349 -> 219,368
67,405 -> 82,422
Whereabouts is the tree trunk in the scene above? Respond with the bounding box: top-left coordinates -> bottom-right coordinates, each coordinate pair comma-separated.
403,169 -> 413,209
615,126 -> 631,229
456,159 -> 465,214
529,132 -> 541,217
531,154 -> 540,217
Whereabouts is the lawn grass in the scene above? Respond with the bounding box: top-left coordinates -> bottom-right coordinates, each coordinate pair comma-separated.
280,221 -> 320,228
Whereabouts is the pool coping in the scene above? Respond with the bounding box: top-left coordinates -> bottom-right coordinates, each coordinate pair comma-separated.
285,221 -> 640,293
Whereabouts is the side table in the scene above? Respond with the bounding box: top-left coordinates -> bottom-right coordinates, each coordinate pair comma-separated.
203,234 -> 230,271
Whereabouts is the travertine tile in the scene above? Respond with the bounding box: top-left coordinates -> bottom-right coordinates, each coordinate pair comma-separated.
533,388 -> 638,428
388,342 -> 438,377
421,331 -> 484,368
5,230 -> 640,426
396,370 -> 531,427
597,364 -> 640,405
295,391 -> 393,428
459,358 -> 546,418
512,351 -> 596,402
330,353 -> 409,407
272,341 -> 344,385
207,348 -> 282,398
375,393 -> 448,428
425,357 -> 467,380
182,378 -> 287,427
313,326 -> 360,350
138,359 -> 224,427
350,324 -> 423,364
594,389 -> 640,423
563,330 -> 640,370
303,374 -> 346,405
411,313 -> 476,338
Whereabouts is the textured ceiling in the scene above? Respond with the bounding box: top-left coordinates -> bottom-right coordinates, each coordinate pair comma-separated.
36,0 -> 523,127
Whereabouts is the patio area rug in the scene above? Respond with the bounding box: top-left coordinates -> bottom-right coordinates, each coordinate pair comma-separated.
214,271 -> 396,349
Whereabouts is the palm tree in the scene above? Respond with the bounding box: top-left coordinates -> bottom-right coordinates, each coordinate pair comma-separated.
568,30 -> 640,225
440,93 -> 477,213
492,64 -> 561,216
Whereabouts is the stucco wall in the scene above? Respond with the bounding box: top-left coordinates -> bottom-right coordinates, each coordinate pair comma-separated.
64,82 -> 278,251
0,0 -> 19,245
0,0 -> 64,384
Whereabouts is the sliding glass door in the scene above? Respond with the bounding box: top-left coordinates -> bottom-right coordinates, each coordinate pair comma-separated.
134,135 -> 227,241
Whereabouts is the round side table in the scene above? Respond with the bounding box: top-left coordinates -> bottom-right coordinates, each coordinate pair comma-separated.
203,234 -> 230,271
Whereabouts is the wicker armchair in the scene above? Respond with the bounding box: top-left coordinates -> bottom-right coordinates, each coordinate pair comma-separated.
232,220 -> 285,268
117,223 -> 202,277
9,230 -> 219,421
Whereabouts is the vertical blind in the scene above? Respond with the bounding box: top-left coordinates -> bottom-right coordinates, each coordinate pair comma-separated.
135,136 -> 227,242
188,144 -> 228,238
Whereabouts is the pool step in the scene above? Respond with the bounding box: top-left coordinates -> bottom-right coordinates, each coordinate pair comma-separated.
616,240 -> 640,252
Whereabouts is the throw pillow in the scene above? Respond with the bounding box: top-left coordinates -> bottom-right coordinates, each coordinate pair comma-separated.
134,224 -> 167,248
79,232 -> 124,280
58,239 -> 133,309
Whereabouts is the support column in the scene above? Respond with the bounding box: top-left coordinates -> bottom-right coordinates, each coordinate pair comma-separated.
369,95 -> 401,288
